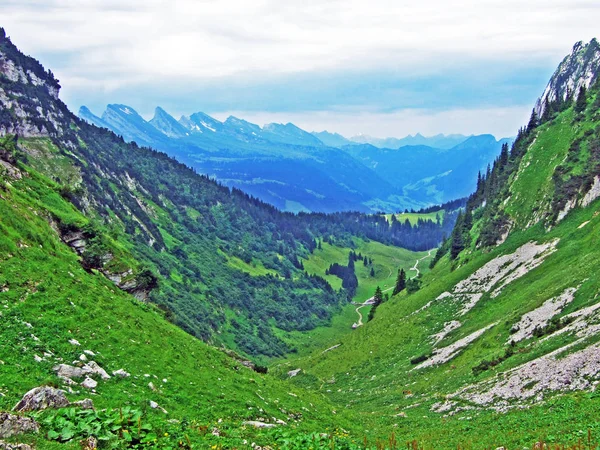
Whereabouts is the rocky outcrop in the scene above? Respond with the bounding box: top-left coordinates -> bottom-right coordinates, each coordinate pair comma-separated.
12,386 -> 70,412
0,413 -> 39,438
535,38 -> 600,117
0,442 -> 32,450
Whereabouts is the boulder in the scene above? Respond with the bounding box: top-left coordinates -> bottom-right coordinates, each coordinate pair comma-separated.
53,364 -> 89,379
0,413 -> 39,438
112,369 -> 130,378
83,361 -> 110,380
81,377 -> 97,390
13,386 -> 70,412
287,368 -> 301,378
72,399 -> 94,410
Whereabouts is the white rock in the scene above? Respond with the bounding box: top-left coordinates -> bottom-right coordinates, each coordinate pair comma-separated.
112,369 -> 130,378
243,421 -> 276,428
69,339 -> 81,346
81,377 -> 97,389
287,368 -> 301,378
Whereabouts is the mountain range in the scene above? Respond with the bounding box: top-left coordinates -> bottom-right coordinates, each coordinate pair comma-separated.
78,104 -> 510,213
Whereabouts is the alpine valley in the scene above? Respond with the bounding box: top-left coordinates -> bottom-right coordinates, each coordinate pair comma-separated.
2,25 -> 600,450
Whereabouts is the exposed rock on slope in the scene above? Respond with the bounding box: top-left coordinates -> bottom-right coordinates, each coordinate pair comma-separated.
535,38 -> 600,117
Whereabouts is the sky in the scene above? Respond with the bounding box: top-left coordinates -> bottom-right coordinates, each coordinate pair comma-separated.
3,0 -> 600,138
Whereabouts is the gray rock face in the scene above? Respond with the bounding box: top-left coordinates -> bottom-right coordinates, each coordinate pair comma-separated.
12,386 -> 70,412
535,38 -> 600,117
0,413 -> 39,438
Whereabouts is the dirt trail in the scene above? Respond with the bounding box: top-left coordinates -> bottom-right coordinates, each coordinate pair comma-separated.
409,249 -> 433,280
353,250 -> 434,328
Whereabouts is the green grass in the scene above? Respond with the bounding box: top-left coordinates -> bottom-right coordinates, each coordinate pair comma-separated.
0,159 -> 364,449
225,253 -> 279,277
283,240 -> 433,357
272,99 -> 600,448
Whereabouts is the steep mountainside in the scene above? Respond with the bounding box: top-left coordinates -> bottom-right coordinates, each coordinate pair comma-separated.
277,38 -> 600,448
535,38 -> 600,117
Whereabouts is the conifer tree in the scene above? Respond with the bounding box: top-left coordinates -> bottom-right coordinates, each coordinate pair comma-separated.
367,286 -> 384,322
393,268 -> 407,295
527,109 -> 539,132
370,267 -> 375,277
575,85 -> 588,113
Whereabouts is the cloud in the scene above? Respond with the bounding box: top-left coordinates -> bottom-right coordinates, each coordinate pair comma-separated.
2,0 -> 599,137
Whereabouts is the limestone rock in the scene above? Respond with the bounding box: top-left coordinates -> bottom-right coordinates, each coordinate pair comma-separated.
72,398 -> 94,410
84,361 -> 111,380
287,368 -> 301,378
54,363 -> 89,379
0,413 -> 39,438
0,442 -> 33,450
13,386 -> 70,412
243,421 -> 277,428
81,377 -> 97,389
112,369 -> 130,378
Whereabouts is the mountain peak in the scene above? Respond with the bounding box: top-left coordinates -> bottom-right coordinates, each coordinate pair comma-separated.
535,37 -> 600,117
149,106 -> 187,138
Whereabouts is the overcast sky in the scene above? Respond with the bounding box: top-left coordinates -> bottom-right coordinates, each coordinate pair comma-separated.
3,0 -> 599,138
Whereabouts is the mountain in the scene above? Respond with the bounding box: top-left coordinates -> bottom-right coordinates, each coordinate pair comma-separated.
101,103 -> 171,148
81,104 -> 422,213
0,27 -> 455,361
80,104 -> 504,213
311,130 -> 353,147
342,134 -> 513,204
535,38 -> 600,117
262,122 -> 324,147
281,38 -> 600,448
348,132 -> 470,149
148,106 -> 188,138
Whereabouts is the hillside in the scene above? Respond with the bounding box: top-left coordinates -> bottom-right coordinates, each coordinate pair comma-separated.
0,28 -> 455,365
274,39 -> 600,448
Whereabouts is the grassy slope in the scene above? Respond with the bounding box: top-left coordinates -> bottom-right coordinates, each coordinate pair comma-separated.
0,162 -> 363,448
383,210 -> 444,225
275,103 -> 600,448
282,241 -> 431,358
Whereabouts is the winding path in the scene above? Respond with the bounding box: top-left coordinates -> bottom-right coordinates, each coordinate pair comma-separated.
352,249 -> 434,328
409,249 -> 433,280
